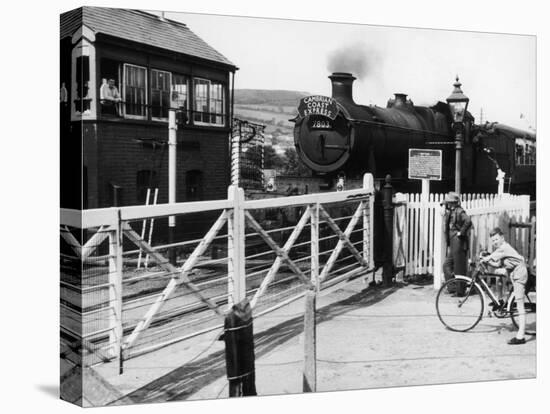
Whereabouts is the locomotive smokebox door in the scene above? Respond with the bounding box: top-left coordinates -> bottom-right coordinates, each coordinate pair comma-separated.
294,95 -> 353,173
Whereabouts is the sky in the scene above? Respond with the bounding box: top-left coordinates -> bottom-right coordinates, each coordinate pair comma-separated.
153,10 -> 536,131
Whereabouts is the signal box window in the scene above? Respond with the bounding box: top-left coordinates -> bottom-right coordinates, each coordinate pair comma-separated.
124,64 -> 147,118
193,78 -> 225,126
100,58 -> 122,117
210,82 -> 225,125
75,56 -> 91,114
151,69 -> 171,120
172,74 -> 189,115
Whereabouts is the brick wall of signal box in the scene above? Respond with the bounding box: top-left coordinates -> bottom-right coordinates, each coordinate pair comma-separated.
83,121 -> 230,209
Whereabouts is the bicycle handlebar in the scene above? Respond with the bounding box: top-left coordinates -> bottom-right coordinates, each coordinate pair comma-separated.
472,260 -> 507,279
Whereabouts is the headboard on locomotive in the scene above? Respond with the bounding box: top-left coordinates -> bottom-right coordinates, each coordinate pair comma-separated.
292,72 -> 535,196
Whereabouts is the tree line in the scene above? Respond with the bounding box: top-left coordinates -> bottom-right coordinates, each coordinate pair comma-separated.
263,145 -> 311,176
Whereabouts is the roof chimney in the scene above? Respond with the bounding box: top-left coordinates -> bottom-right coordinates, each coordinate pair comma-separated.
329,72 -> 356,103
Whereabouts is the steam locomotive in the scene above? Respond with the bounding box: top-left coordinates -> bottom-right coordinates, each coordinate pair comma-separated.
293,72 -> 536,197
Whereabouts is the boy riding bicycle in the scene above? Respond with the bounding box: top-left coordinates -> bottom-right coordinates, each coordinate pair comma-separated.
480,227 -> 529,345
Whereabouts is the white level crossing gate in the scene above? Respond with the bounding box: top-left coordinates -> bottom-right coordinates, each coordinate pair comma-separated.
60,174 -> 375,367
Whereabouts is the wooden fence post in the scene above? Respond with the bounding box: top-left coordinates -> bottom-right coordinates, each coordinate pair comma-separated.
522,195 -> 530,219
365,174 -> 375,269
420,179 -> 430,274
311,203 -> 320,291
529,216 -> 536,272
228,185 -> 246,307
108,223 -> 123,360
363,173 -> 374,266
303,196 -> 326,393
303,289 -> 316,392
433,203 -> 445,290
429,194 -> 435,274
382,175 -> 394,286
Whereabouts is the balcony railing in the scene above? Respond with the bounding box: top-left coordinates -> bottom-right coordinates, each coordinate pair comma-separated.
74,98 -> 93,114
99,100 -> 225,126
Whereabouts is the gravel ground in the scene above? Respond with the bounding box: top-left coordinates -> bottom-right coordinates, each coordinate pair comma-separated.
88,276 -> 535,405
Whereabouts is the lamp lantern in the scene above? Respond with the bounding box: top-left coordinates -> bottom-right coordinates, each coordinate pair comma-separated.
446,75 -> 469,123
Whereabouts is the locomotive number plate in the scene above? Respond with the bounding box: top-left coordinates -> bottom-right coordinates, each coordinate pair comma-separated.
308,118 -> 333,129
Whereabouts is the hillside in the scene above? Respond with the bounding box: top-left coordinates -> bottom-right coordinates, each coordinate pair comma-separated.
233,89 -> 311,150
234,89 -> 310,106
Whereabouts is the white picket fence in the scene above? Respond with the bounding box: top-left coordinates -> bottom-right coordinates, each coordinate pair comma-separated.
393,193 -> 530,288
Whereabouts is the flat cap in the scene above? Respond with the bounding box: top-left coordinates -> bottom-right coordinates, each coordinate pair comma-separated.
441,191 -> 461,205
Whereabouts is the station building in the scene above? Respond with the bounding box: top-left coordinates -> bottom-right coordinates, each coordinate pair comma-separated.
60,7 -> 237,210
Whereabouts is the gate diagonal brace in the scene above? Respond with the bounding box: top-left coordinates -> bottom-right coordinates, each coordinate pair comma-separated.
121,214 -> 226,353
392,205 -> 406,267
395,216 -> 406,266
123,224 -> 224,315
248,207 -> 312,309
318,202 -> 368,282
318,205 -> 368,268
245,211 -> 314,289
61,225 -> 110,260
275,248 -> 289,260
60,226 -> 83,257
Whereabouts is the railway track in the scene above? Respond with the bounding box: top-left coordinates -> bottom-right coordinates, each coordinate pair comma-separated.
61,252 -> 367,363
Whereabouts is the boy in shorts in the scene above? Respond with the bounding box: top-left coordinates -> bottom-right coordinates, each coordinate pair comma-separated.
481,227 -> 528,344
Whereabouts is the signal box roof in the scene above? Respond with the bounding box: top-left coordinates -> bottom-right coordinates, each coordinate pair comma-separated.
60,7 -> 236,70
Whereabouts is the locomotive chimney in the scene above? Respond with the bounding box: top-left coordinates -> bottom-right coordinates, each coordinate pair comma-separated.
393,93 -> 407,107
329,72 -> 356,103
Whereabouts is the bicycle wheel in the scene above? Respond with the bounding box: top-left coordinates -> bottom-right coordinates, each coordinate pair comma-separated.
509,292 -> 536,335
436,278 -> 484,332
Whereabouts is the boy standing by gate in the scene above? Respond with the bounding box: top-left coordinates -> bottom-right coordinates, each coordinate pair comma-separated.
481,228 -> 529,345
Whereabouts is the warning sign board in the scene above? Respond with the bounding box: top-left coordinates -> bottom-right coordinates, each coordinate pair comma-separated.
408,149 -> 442,180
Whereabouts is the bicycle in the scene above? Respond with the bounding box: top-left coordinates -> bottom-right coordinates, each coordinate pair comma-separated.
435,254 -> 536,333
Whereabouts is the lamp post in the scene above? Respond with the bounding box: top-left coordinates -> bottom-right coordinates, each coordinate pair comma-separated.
446,76 -> 469,194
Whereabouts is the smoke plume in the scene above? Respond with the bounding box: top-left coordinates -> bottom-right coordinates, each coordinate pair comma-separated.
326,42 -> 382,80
